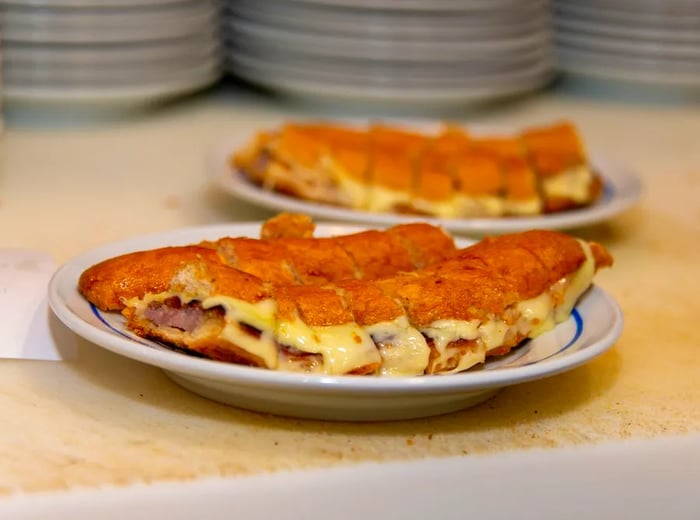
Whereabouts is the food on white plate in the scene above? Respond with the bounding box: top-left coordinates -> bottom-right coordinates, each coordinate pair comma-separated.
78,214 -> 613,377
231,121 -> 603,218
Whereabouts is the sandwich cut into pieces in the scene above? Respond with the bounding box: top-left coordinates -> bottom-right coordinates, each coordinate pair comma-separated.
79,218 -> 613,377
232,120 -> 603,218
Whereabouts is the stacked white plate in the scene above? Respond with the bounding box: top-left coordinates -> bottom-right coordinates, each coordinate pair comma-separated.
220,0 -> 555,106
1,0 -> 223,106
553,0 -> 700,87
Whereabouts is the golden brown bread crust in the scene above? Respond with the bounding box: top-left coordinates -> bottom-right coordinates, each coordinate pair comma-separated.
334,279 -> 404,326
79,246 -> 273,312
458,230 -> 587,287
259,212 -> 316,239
378,270 -> 518,327
275,285 -> 353,327
215,237 -> 299,286
333,230 -> 415,279
276,237 -> 358,285
80,221 -> 456,312
386,223 -> 457,269
79,246 -> 221,311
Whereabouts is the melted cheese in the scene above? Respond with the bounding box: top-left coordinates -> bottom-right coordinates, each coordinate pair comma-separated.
276,316 -> 318,352
477,319 -> 511,349
504,197 -> 542,216
517,292 -> 555,337
519,239 -> 596,338
277,317 -> 381,375
320,155 -> 368,208
555,240 -> 595,322
202,296 -> 278,369
420,319 -> 483,372
337,175 -> 369,209
366,185 -> 412,212
455,195 -> 504,217
419,244 -> 597,372
311,324 -> 381,375
543,165 -> 592,203
421,319 -> 480,353
410,197 -> 461,218
442,344 -> 488,374
365,316 -> 430,377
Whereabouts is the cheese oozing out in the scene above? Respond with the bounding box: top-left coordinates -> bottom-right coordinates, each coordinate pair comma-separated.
455,194 -> 504,217
364,316 -> 430,377
276,316 -> 380,375
503,197 -> 542,216
542,164 -> 594,203
130,242 -> 595,377
410,196 -> 461,219
202,296 -> 279,369
420,240 -> 596,374
366,184 -> 413,213
319,155 -> 368,209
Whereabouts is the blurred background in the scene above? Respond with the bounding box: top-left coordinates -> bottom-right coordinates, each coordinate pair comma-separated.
1,0 -> 699,126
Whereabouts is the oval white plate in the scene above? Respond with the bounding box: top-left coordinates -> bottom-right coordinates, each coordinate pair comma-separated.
210,134 -> 642,236
48,222 -> 623,421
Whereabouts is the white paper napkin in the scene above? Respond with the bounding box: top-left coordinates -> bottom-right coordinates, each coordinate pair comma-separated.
0,249 -> 76,360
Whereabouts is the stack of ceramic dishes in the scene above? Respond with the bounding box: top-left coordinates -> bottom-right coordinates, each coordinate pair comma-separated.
220,0 -> 555,106
553,0 -> 700,87
1,0 -> 223,106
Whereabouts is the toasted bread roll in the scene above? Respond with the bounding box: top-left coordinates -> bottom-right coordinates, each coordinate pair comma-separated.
521,122 -> 602,212
232,121 -> 602,218
79,218 -> 613,377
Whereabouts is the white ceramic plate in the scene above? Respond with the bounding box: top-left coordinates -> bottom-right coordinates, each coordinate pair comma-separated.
225,0 -> 549,40
556,46 -> 700,87
3,35 -> 219,66
4,0 -> 187,6
2,65 -> 221,105
225,44 -> 553,83
555,31 -> 700,59
553,1 -> 700,29
280,0 -> 545,12
48,222 -> 623,422
3,55 -> 222,86
1,1 -> 218,43
225,53 -> 554,105
553,13 -> 700,44
224,16 -> 551,62
210,137 -> 642,235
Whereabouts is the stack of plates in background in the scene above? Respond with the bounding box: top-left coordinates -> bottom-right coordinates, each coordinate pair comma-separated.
220,0 -> 555,107
553,0 -> 700,87
1,0 -> 223,106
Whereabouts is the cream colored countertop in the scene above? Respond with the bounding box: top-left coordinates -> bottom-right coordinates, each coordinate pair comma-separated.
1,84 -> 699,496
